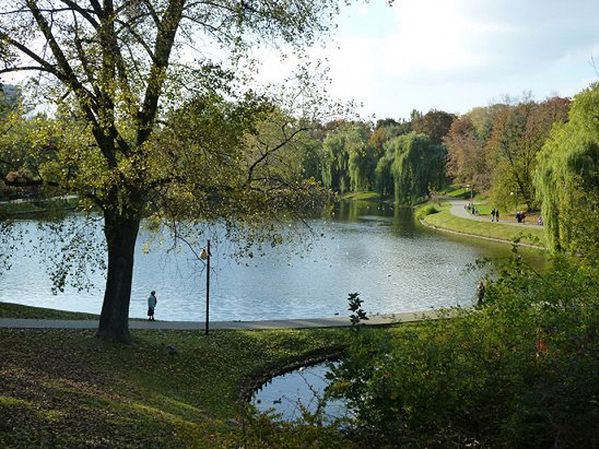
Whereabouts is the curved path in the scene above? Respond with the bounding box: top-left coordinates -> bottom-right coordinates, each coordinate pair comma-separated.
0,310 -> 446,330
449,200 -> 543,229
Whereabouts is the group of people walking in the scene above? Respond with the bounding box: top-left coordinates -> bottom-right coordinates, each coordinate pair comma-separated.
465,202 -> 479,215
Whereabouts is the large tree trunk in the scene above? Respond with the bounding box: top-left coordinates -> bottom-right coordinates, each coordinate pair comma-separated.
96,213 -> 140,344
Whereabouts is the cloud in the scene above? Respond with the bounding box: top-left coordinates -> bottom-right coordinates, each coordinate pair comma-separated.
321,0 -> 599,117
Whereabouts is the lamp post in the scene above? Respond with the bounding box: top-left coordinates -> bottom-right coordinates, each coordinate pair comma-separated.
466,184 -> 473,201
200,240 -> 211,335
510,191 -> 518,214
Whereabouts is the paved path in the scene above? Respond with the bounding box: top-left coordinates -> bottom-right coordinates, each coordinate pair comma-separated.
450,200 -> 542,229
0,310 -> 446,331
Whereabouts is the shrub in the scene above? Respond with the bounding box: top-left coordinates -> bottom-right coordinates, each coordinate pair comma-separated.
415,203 -> 440,220
328,254 -> 599,448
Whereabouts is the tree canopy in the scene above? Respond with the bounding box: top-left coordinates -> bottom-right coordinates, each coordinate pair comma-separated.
534,83 -> 599,260
0,0 -> 353,342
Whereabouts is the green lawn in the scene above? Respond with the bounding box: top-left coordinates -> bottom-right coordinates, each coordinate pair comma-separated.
421,204 -> 546,247
340,191 -> 381,201
443,186 -> 470,198
0,324 -> 351,448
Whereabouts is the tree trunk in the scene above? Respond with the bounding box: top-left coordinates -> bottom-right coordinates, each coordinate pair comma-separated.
96,213 -> 140,344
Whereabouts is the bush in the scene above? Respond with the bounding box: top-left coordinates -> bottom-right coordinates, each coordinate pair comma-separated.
415,203 -> 440,220
328,254 -> 599,448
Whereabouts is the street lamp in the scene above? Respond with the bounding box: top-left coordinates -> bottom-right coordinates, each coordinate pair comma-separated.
466,184 -> 473,201
510,191 -> 518,214
200,240 -> 211,335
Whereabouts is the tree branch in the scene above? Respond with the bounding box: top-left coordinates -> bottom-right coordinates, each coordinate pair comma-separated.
137,0 -> 185,146
246,126 -> 308,185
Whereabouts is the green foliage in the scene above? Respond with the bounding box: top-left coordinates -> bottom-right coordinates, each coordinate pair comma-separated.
374,153 -> 394,198
387,133 -> 447,204
347,292 -> 368,328
534,83 -> 599,260
328,255 -> 599,448
414,203 -> 439,220
315,114 -> 453,200
321,125 -> 371,193
321,129 -> 350,193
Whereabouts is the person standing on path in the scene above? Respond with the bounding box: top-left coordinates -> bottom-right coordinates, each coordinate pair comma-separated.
495,209 -> 499,222
147,291 -> 157,321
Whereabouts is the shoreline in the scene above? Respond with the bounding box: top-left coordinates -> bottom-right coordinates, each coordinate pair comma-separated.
418,217 -> 546,250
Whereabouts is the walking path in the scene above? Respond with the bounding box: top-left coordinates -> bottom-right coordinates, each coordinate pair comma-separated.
0,310 -> 446,330
449,200 -> 542,229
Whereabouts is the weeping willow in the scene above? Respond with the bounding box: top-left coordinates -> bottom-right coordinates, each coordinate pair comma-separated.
347,129 -> 375,192
322,126 -> 372,193
321,131 -> 349,193
534,83 -> 599,259
374,154 -> 394,198
386,133 -> 446,204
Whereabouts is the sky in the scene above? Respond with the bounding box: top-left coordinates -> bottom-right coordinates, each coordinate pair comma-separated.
4,0 -> 598,121
285,0 -> 599,120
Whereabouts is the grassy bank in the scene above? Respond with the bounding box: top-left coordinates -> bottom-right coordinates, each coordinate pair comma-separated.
340,191 -> 381,201
0,196 -> 78,216
0,324 -> 349,448
0,302 -> 99,320
418,203 -> 547,248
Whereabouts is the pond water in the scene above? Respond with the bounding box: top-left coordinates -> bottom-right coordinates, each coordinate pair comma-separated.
0,201 -> 545,321
252,362 -> 347,422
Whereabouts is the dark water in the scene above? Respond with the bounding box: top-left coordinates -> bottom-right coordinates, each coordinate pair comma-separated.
252,362 -> 347,422
0,200 -> 545,320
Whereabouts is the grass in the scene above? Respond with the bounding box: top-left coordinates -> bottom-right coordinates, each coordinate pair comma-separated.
0,301 -> 99,319
0,324 -> 351,448
443,187 -> 470,199
470,202 -> 541,224
421,203 -> 546,247
340,191 -> 381,201
414,203 -> 439,220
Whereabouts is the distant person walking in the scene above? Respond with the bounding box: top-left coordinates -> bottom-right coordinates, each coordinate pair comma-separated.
495,209 -> 499,222
491,208 -> 496,222
147,290 -> 157,321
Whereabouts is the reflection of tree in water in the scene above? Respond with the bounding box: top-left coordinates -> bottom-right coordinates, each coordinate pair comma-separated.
254,363 -> 350,424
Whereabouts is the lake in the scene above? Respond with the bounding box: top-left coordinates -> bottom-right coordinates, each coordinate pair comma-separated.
0,200 -> 545,321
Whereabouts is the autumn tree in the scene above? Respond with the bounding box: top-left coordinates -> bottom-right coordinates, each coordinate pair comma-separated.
486,97 -> 569,209
412,109 -> 456,145
444,115 -> 490,190
0,0 -> 353,343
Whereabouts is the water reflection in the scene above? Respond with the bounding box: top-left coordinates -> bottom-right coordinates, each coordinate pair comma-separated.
252,362 -> 347,423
